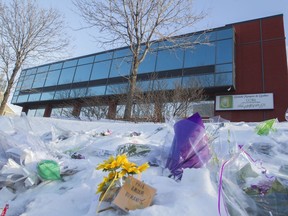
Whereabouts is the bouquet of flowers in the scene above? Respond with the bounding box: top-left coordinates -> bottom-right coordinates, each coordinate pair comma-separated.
96,154 -> 149,202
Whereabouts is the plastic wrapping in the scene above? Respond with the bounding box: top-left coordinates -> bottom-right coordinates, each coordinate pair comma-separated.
165,113 -> 211,181
215,122 -> 288,216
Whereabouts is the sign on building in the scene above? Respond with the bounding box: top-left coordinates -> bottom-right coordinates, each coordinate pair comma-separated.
215,93 -> 274,111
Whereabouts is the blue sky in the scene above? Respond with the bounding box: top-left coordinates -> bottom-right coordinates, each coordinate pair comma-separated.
39,0 -> 288,59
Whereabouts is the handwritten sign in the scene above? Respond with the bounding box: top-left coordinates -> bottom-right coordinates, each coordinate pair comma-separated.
215,93 -> 274,110
113,176 -> 156,212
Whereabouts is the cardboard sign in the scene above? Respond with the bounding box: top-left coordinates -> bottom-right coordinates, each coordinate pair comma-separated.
113,176 -> 156,212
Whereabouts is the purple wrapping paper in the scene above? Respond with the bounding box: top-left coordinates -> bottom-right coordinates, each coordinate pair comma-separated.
165,113 -> 211,180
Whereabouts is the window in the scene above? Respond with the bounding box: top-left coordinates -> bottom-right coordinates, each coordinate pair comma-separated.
25,68 -> 37,76
136,80 -> 154,92
138,52 -> 156,74
17,94 -> 29,103
109,58 -> 131,78
54,89 -> 71,99
21,75 -> 35,90
156,49 -> 184,71
154,77 -> 182,90
184,43 -> 215,68
49,62 -> 63,71
35,109 -> 45,117
216,39 -> 233,64
217,28 -> 233,40
215,64 -> 232,73
40,91 -> 55,101
45,70 -> 61,86
63,59 -> 78,68
182,74 -> 214,88
78,56 -> 95,65
28,93 -> 41,102
58,67 -> 75,85
90,61 -> 111,80
37,65 -> 49,73
32,72 -> 47,88
95,52 -> 113,62
87,85 -> 106,96
113,48 -> 132,58
215,73 -> 233,86
73,64 -> 92,82
70,88 -> 87,98
106,83 -> 128,95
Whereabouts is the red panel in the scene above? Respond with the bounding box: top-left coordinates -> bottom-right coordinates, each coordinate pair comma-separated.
263,40 -> 288,121
234,20 -> 261,43
214,15 -> 288,122
235,43 -> 263,93
262,15 -> 285,40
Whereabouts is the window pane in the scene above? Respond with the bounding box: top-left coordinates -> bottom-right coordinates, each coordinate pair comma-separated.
184,43 -> 215,68
35,109 -> 45,117
37,65 -> 49,73
54,89 -> 71,99
91,61 -> 111,80
70,88 -> 87,98
45,70 -> 61,86
15,81 -> 23,91
51,108 -> 62,117
217,28 -> 233,40
40,91 -> 55,101
156,49 -> 184,71
215,72 -> 233,86
22,75 -> 35,89
78,56 -> 95,65
154,77 -> 182,90
32,72 -> 47,88
215,64 -> 232,73
138,52 -> 156,74
183,75 -> 214,88
106,83 -> 128,95
17,95 -> 28,103
95,52 -> 113,62
73,64 -> 92,82
114,48 -> 132,58
216,39 -> 233,64
28,93 -> 41,102
136,80 -> 154,91
27,109 -> 37,117
63,59 -> 78,68
87,85 -> 106,96
20,70 -> 27,77
110,58 -> 131,78
11,95 -> 17,103
58,67 -> 75,85
49,62 -> 63,71
26,68 -> 37,76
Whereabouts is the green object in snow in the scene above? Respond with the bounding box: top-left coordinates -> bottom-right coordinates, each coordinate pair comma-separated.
37,160 -> 61,180
255,119 -> 276,136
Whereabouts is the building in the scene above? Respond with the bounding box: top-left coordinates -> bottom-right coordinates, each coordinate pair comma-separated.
11,14 -> 288,122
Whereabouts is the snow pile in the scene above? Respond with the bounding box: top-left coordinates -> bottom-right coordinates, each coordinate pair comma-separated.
0,115 -> 287,216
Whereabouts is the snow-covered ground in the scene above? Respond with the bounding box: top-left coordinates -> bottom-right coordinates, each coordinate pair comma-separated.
0,115 -> 287,216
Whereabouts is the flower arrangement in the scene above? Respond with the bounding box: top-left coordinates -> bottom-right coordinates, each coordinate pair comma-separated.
96,154 -> 149,201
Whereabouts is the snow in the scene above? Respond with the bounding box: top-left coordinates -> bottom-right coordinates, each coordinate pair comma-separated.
0,115 -> 287,216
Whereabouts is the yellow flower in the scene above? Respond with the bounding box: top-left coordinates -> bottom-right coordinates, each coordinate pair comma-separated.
96,180 -> 106,194
138,162 -> 150,172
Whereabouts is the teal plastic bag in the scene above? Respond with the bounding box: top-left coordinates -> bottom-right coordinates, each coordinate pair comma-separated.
37,160 -> 61,180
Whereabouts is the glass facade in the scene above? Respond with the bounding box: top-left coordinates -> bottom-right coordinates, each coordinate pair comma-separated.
12,26 -> 235,105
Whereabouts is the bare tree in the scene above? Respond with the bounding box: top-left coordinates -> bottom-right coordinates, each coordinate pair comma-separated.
73,0 -> 206,120
0,0 -> 69,115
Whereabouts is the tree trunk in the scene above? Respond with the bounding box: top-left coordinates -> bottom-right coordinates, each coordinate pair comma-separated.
123,72 -> 137,120
0,63 -> 21,115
